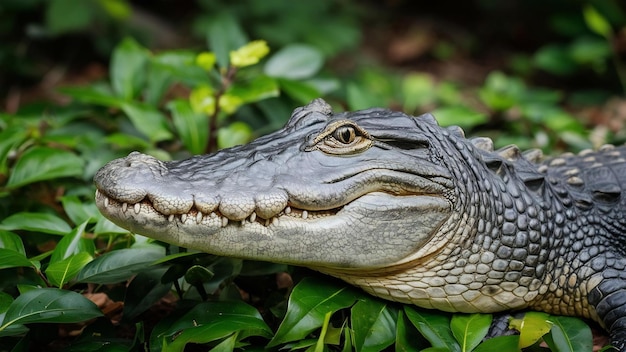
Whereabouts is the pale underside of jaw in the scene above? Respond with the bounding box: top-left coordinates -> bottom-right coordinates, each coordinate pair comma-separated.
95,188 -> 344,228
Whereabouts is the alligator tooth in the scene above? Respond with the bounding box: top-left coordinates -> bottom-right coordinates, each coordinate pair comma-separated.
181,214 -> 188,223
104,197 -> 109,207
133,203 -> 140,214
272,217 -> 279,226
285,206 -> 292,214
222,217 -> 229,227
196,212 -> 203,223
302,210 -> 308,220
210,212 -> 217,219
265,219 -> 270,226
249,212 -> 257,222
95,189 -> 100,198
122,202 -> 128,213
168,214 -> 174,222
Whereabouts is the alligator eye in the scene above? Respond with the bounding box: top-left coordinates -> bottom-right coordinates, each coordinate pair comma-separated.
307,120 -> 373,155
333,126 -> 356,144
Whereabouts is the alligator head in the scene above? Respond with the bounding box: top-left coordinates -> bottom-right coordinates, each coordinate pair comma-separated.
94,99 -> 458,272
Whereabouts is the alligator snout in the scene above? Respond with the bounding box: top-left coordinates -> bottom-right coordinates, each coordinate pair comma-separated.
95,151 -> 295,222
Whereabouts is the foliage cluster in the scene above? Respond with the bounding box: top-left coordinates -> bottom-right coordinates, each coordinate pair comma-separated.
0,0 -> 624,351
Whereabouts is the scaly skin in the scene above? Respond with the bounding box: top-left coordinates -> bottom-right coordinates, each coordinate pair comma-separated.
94,99 -> 626,349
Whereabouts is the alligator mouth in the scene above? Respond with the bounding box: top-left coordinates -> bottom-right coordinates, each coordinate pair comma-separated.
95,189 -> 342,228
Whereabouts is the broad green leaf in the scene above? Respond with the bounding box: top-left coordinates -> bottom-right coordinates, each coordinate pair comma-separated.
543,316 -> 592,352
473,335 -> 521,352
347,82 -> 386,110
46,0 -> 92,35
264,44 -> 324,80
0,288 -> 102,329
395,309 -> 428,351
206,12 -> 248,68
568,37 -> 611,65
120,102 -> 173,142
432,106 -> 487,130
228,75 -> 280,104
583,5 -> 612,38
46,252 -> 93,288
60,84 -> 126,107
60,196 -> 100,225
6,147 -> 84,188
402,73 -> 436,112
0,212 -> 71,235
404,306 -> 461,352
76,246 -> 165,284
0,292 -> 14,314
99,0 -> 132,19
217,122 -> 253,149
533,44 -> 577,76
110,37 -> 149,100
478,71 -> 526,111
277,78 -> 320,104
93,215 -> 129,235
0,231 -> 26,254
50,220 -> 93,263
123,267 -> 172,320
351,299 -> 397,352
0,249 -> 34,270
209,332 -> 238,352
510,311 -> 552,348
268,277 -> 360,347
0,127 -> 28,172
230,40 -> 270,68
167,99 -> 209,155
158,301 -> 272,351
450,313 -> 492,352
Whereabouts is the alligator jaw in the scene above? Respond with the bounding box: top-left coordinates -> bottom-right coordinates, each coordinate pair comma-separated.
95,188 -> 450,269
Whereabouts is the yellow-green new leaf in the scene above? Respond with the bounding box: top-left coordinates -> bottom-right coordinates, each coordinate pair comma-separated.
230,40 -> 270,68
46,252 -> 93,288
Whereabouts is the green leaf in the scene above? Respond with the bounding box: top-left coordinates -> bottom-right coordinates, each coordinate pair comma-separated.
277,78 -> 320,104
46,0 -> 92,35
0,231 -> 26,254
230,40 -> 270,68
583,5 -> 613,39
347,82 -> 386,110
450,313 -> 492,352
6,147 -> 85,189
228,75 -> 280,104
404,306 -> 461,352
0,249 -> 34,270
473,335 -> 521,352
269,278 -> 360,347
50,221 -> 93,263
543,316 -> 592,352
110,37 -> 149,100
76,246 -> 165,284
217,122 -> 253,149
0,288 -> 102,330
167,99 -> 209,155
432,106 -> 487,130
158,301 -> 272,351
0,127 -> 28,173
533,44 -> 578,76
396,309 -> 428,351
351,299 -> 397,352
45,252 -> 93,288
120,102 -> 173,142
509,311 -> 552,348
60,196 -> 100,225
60,84 -> 126,107
206,12 -> 248,68
0,212 -> 71,235
209,332 -> 238,352
123,267 -> 172,321
264,44 -> 324,80
568,37 -> 611,65
402,73 -> 436,112
0,292 -> 14,314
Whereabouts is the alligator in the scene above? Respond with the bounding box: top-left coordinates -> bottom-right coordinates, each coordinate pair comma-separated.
94,99 -> 626,349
